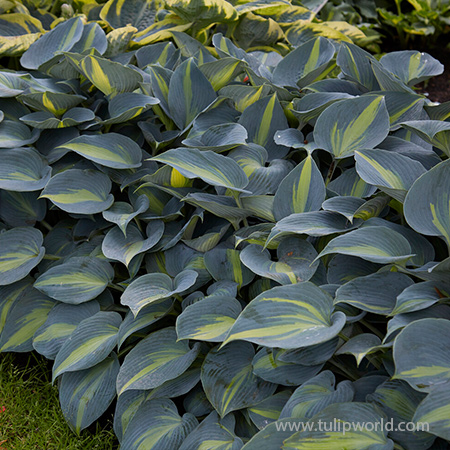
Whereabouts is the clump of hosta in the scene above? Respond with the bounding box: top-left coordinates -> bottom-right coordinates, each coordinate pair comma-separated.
0,2 -> 450,449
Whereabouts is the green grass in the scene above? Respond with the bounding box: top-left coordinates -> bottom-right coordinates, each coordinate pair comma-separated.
0,352 -> 118,450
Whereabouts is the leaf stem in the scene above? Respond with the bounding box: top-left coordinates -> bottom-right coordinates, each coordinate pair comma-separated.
43,254 -> 61,261
108,283 -> 125,292
360,319 -> 384,340
325,159 -> 336,186
234,194 -> 249,227
41,220 -> 53,231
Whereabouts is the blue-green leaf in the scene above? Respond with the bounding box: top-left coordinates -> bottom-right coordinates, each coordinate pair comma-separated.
116,327 -> 200,395
222,282 -> 346,349
59,354 -> 119,434
0,227 -> 45,286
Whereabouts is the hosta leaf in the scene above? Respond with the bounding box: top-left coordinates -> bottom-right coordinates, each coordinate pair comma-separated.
183,384 -> 214,417
102,221 -> 164,267
273,155 -> 326,220
218,84 -> 271,113
170,31 -> 216,63
291,92 -> 353,126
20,17 -> 84,70
328,167 -> 376,198
241,419 -> 300,450
381,91 -> 425,130
233,13 -> 283,50
204,245 -> 254,288
201,342 -> 276,417
118,298 -> 173,349
352,195 -> 390,222
368,379 -> 434,450
20,108 -> 95,129
117,327 -> 200,395
77,54 -> 143,98
179,411 -> 244,450
152,148 -> 249,192
0,288 -> 55,352
283,403 -> 393,449
355,149 -> 426,202
229,144 -> 292,195
0,147 -> 51,192
327,255 -> 381,285
413,381 -> 450,441
336,42 -> 380,91
278,339 -> 339,366
316,226 -> 414,264
34,257 -> 114,304
0,278 -> 32,336
166,0 -> 238,24
0,120 -> 39,148
267,211 -> 361,244
18,91 -> 86,116
404,159 -> 450,246
393,318 -> 450,392
238,94 -> 289,160
60,355 -> 120,434
102,195 -> 150,236
400,120 -> 450,157
314,95 -> 390,158
386,305 -> 450,342
377,135 -> 440,170
136,41 -> 177,68
102,92 -> 159,125
322,196 -> 365,222
168,58 -> 216,129
336,333 -> 384,366
100,0 -> 158,31
222,282 -> 346,349
380,50 -> 444,86
55,133 -> 143,169
361,217 -> 435,267
52,311 -> 121,381
0,227 -> 44,286
279,371 -> 355,419
71,23 -> 108,55
132,17 -> 192,46
240,237 -> 319,285
199,57 -> 246,91
0,32 -> 40,58
252,347 -> 323,386
33,301 -> 100,359
121,270 -> 198,316
176,296 -> 241,342
391,281 -> 447,316
121,398 -> 198,450
146,64 -> 172,116
0,191 -> 46,227
182,123 -> 248,152
272,37 -> 335,88
335,272 -> 414,315
40,169 -> 114,214
147,359 -> 203,401
247,390 -> 291,430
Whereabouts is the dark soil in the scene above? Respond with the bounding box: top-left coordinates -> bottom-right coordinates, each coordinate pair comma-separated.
414,49 -> 450,103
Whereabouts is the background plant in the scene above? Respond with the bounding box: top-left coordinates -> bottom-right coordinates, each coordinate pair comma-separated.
319,0 -> 450,51
0,1 -> 450,449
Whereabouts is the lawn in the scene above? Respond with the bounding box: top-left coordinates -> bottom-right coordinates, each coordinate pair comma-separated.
0,353 -> 117,450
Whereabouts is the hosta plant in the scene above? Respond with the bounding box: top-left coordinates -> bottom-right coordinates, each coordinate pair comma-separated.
0,0 -> 378,58
1,4 -> 450,450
